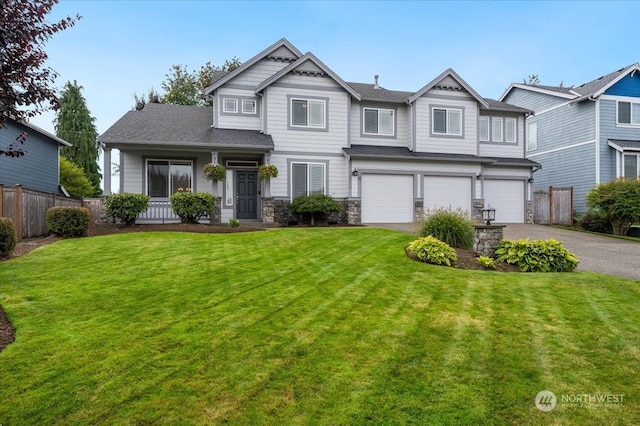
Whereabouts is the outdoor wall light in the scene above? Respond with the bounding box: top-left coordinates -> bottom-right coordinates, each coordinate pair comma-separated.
352,169 -> 359,177
482,205 -> 496,225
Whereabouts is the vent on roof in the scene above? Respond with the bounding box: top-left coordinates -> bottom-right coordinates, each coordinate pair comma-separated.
374,75 -> 380,89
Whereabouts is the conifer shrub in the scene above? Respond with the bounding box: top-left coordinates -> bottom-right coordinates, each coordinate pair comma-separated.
0,218 -> 17,257
46,207 -> 91,237
420,207 -> 474,250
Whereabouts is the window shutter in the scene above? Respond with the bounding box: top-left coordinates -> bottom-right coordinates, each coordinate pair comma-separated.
309,163 -> 325,195
292,163 -> 308,198
379,110 -> 393,135
308,100 -> 325,127
292,100 -> 307,126
364,109 -> 378,133
433,109 -> 446,133
448,110 -> 462,135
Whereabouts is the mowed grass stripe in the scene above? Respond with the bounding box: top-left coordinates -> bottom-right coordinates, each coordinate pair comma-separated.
0,228 -> 639,425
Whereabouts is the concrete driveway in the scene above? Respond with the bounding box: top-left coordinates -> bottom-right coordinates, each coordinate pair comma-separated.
368,223 -> 640,281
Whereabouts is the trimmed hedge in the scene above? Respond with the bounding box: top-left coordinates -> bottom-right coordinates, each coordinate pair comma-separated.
46,207 -> 91,237
104,193 -> 150,226
0,218 -> 17,257
290,194 -> 342,226
407,236 -> 457,267
170,192 -> 215,224
495,238 -> 579,272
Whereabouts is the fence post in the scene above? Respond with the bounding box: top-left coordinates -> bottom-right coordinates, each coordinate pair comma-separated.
549,186 -> 554,226
15,185 -> 23,240
0,184 -> 3,217
569,187 -> 574,226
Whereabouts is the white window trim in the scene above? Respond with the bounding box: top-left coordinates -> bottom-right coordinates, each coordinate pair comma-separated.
617,100 -> 640,126
491,117 -> 503,142
432,107 -> 463,136
242,99 -> 256,114
290,98 -> 326,129
479,116 -> 490,141
623,153 -> 640,179
290,162 -> 326,200
527,122 -> 538,151
505,118 -> 516,143
363,107 -> 395,136
223,98 -> 238,113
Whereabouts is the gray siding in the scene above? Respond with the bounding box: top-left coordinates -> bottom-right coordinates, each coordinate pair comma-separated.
528,100 -> 595,154
0,121 -> 61,194
503,87 -> 568,112
598,98 -> 640,183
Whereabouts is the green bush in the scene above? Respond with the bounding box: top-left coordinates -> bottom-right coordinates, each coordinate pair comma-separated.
0,218 -> 17,257
59,156 -> 95,198
228,218 -> 240,227
420,207 -> 474,250
577,209 -> 613,234
407,236 -> 457,266
104,193 -> 150,226
586,178 -> 640,235
46,207 -> 91,237
170,191 -> 215,224
495,238 -> 579,272
477,256 -> 496,269
290,194 -> 342,226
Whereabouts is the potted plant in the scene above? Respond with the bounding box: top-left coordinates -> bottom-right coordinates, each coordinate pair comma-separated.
203,163 -> 226,181
258,164 -> 278,180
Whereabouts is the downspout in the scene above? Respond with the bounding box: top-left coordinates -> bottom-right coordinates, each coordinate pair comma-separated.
258,92 -> 265,134
592,96 -> 600,184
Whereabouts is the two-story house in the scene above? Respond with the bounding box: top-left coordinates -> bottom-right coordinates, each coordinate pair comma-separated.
501,63 -> 640,213
99,38 -> 538,224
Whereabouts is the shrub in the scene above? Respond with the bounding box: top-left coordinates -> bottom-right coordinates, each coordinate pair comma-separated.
495,238 -> 579,272
258,164 -> 279,180
104,193 -> 150,226
420,207 -> 474,250
228,218 -> 240,227
0,218 -> 17,257
586,178 -> 640,235
290,194 -> 342,226
407,236 -> 457,266
477,256 -> 496,269
46,207 -> 91,237
59,156 -> 95,198
203,163 -> 226,181
170,191 -> 215,224
577,209 -> 613,234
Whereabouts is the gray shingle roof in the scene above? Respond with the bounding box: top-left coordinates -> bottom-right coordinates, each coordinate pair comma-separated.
571,66 -> 630,96
209,71 -> 229,86
346,82 -> 413,103
530,84 -> 575,95
482,99 -> 532,114
98,103 -> 273,149
608,139 -> 640,151
343,144 -> 540,167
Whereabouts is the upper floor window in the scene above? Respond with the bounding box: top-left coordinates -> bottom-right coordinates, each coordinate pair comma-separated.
505,118 -> 516,142
363,108 -> 394,136
242,99 -> 256,114
618,101 -> 640,125
291,98 -> 326,128
291,162 -> 325,199
480,116 -> 516,143
479,117 -> 489,141
491,117 -> 503,142
147,159 -> 193,197
433,107 -> 462,136
223,98 -> 237,113
527,122 -> 537,151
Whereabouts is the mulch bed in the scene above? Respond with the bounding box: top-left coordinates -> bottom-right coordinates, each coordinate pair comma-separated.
405,247 -> 521,272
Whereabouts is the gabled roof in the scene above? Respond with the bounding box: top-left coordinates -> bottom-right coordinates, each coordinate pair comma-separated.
408,68 -> 489,108
499,83 -> 577,102
608,139 -> 640,152
98,103 -> 273,150
346,82 -> 413,104
482,99 -> 532,114
204,38 -> 303,94
254,52 -> 361,101
18,119 -> 72,147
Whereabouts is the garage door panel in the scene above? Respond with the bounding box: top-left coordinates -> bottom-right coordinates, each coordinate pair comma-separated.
362,174 -> 413,223
424,176 -> 472,213
484,180 -> 525,223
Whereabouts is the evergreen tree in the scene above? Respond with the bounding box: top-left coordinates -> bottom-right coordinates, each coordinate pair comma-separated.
55,81 -> 102,196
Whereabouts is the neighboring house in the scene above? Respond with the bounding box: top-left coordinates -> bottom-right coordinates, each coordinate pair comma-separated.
0,118 -> 71,194
99,38 -> 538,224
501,63 -> 640,213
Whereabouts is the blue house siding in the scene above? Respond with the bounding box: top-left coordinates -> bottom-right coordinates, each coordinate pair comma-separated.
599,98 -> 640,182
0,120 -> 63,194
503,88 -> 568,112
604,73 -> 640,97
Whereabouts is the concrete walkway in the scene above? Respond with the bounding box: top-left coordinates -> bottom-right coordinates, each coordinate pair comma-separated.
367,223 -> 640,281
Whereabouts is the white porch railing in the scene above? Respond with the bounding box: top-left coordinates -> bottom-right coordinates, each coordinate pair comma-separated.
138,200 -> 180,223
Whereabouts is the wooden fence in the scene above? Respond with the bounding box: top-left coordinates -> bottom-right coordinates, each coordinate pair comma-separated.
533,186 -> 573,225
0,185 -> 84,239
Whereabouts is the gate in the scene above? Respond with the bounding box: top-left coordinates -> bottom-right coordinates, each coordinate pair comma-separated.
533,186 -> 573,225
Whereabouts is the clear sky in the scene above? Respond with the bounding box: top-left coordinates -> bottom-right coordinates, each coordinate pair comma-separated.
28,0 -> 640,136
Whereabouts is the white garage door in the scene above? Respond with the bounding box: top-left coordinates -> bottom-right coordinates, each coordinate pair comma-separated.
361,174 -> 414,223
424,176 -> 472,214
484,180 -> 525,223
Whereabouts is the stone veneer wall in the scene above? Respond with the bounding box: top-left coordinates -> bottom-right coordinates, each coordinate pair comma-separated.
474,225 -> 505,257
414,199 -> 424,222
270,197 -> 355,226
210,197 -> 221,224
526,201 -> 534,224
472,199 -> 484,223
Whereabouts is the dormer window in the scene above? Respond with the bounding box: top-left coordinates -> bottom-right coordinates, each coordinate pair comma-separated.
363,108 -> 394,136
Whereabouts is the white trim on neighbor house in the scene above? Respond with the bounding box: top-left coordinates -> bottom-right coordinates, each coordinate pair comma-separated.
526,139 -> 596,158
595,98 -> 600,184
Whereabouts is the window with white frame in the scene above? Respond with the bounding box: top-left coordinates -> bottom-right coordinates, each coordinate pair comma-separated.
624,154 -> 640,179
291,98 -> 326,128
527,122 -> 538,150
147,160 -> 193,197
479,117 -> 490,141
363,108 -> 394,135
223,98 -> 237,113
242,99 -> 256,114
491,117 -> 503,142
505,118 -> 516,142
291,162 -> 325,199
225,169 -> 234,205
618,101 -> 640,125
433,107 -> 462,135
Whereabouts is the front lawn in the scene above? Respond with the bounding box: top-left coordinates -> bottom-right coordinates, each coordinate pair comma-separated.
0,228 -> 638,424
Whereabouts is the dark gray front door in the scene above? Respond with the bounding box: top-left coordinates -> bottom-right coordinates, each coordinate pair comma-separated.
236,171 -> 258,219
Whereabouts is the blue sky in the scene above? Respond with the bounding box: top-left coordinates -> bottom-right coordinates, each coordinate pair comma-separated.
30,0 -> 640,136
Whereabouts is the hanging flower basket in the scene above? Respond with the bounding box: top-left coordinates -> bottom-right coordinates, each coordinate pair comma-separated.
258,164 -> 279,180
203,163 -> 226,181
